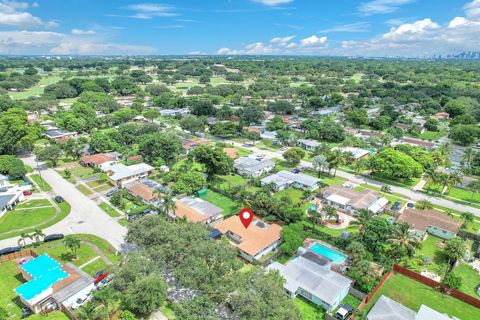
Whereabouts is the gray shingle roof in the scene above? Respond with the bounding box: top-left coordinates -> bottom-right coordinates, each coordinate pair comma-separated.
234,157 -> 275,173
179,197 -> 223,218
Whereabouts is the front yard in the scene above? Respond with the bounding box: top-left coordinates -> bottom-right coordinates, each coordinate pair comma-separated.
29,174 -> 52,191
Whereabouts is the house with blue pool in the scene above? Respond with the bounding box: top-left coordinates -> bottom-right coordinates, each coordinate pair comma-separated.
15,254 -> 95,314
267,248 -> 353,312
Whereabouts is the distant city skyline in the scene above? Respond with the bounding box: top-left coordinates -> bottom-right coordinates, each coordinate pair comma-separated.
0,0 -> 479,57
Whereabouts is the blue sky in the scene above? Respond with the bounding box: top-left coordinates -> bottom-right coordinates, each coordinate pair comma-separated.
0,0 -> 479,56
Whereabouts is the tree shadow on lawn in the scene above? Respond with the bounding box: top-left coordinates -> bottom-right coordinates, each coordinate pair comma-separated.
60,252 -> 75,262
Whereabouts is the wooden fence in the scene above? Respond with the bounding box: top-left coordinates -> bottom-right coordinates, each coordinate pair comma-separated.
393,264 -> 480,308
354,270 -> 392,313
0,249 -> 37,263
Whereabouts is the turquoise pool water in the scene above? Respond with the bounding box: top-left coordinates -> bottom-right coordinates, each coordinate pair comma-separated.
310,243 -> 347,263
16,254 -> 68,301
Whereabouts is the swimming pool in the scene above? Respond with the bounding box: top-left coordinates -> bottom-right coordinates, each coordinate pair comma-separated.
310,243 -> 347,263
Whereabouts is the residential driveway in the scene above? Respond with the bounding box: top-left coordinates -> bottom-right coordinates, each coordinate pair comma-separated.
0,154 -> 127,251
221,139 -> 480,217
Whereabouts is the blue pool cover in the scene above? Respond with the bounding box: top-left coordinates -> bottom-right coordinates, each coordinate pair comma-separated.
15,254 -> 69,301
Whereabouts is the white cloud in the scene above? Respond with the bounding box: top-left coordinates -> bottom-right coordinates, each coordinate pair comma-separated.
71,29 -> 96,35
123,3 -> 178,19
300,35 -> 328,47
251,0 -> 293,6
270,35 -> 295,43
155,24 -> 184,29
358,0 -> 415,16
464,0 -> 480,19
319,22 -> 370,33
0,0 -> 57,27
381,18 -> 439,40
50,40 -> 156,55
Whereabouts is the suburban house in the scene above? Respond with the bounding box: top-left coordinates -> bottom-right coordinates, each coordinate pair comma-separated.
15,254 -> 95,314
321,186 -> 389,215
0,191 -> 23,216
172,196 -> 223,224
399,138 -> 435,149
356,130 -> 384,140
432,112 -> 450,121
456,175 -> 477,189
267,249 -> 353,312
182,139 -> 209,153
331,147 -> 371,160
223,147 -> 240,159
234,156 -> 275,178
260,130 -> 278,140
215,215 -> 282,263
397,209 -> 462,240
80,152 -> 120,168
297,139 -> 321,151
44,129 -> 77,143
367,295 -> 456,320
102,163 -> 154,187
261,170 -> 321,191
125,179 -> 170,203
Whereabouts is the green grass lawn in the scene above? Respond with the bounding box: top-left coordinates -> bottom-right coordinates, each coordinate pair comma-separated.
274,188 -> 306,203
69,166 -> 95,179
412,235 -> 448,274
8,74 -> 63,100
81,257 -> 109,276
211,174 -> 249,191
76,184 -> 93,196
0,261 -> 69,320
274,159 -> 296,171
368,174 -> 420,188
236,146 -> 252,157
303,219 -> 359,237
35,241 -> 98,268
29,174 -> 52,191
99,202 -> 121,218
15,199 -> 51,209
447,187 -> 480,204
0,201 -> 70,241
304,170 -> 347,186
75,234 -> 120,263
362,273 -> 480,320
0,206 -> 56,234
453,263 -> 480,298
293,297 -> 325,320
199,189 -> 241,216
419,130 -> 447,141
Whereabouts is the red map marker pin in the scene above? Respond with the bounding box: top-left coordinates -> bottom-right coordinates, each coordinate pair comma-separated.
239,208 -> 254,229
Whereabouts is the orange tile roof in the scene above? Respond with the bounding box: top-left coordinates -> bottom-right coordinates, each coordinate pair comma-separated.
215,215 -> 282,257
223,147 -> 239,159
174,200 -> 208,223
80,154 -> 115,166
126,182 -> 155,202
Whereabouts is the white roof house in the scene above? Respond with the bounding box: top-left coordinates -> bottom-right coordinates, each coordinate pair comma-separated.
267,250 -> 352,312
332,147 -> 371,160
103,163 -> 154,187
234,156 -> 275,178
261,170 -> 320,191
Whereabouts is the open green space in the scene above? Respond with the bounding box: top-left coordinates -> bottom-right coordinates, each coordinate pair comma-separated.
8,74 -> 63,100
76,184 -> 93,196
453,263 -> 480,298
303,220 -> 359,237
362,273 -> 480,320
29,174 -> 52,191
304,170 -> 347,186
0,261 -> 69,320
199,189 -> 241,216
0,201 -> 71,241
81,257 -> 109,276
0,206 -> 56,234
274,188 -> 306,203
211,174 -> 249,191
99,202 -> 121,217
418,130 -> 448,141
15,199 -> 51,209
35,241 -> 99,268
69,166 -> 95,179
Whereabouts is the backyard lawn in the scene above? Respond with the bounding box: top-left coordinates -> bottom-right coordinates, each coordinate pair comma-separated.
293,297 -> 325,320
274,188 -> 306,203
199,189 -> 241,216
15,199 -> 51,209
29,174 -> 52,191
303,220 -> 359,237
418,130 -> 448,141
211,174 -> 249,191
69,166 -> 95,179
362,273 -> 480,320
0,261 -> 69,320
76,184 -> 93,196
453,263 -> 480,298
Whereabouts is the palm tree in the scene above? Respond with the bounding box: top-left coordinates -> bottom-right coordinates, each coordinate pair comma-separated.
313,144 -> 329,157
63,235 -> 81,259
438,142 -> 453,159
387,222 -> 421,258
352,209 -> 373,236
32,229 -> 45,243
444,237 -> 466,272
461,212 -> 474,228
415,199 -> 433,210
313,155 -> 328,177
162,194 -> 176,217
93,287 -> 118,315
462,147 -> 476,169
327,149 -> 347,177
352,158 -> 368,175
18,233 -> 32,247
310,207 -> 322,228
467,181 -> 480,201
322,205 -> 337,223
441,172 -> 462,195
424,169 -> 440,190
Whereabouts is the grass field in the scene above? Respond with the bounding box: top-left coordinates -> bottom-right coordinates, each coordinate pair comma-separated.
454,263 -> 480,297
0,206 -> 56,234
274,188 -> 305,203
199,189 -> 241,216
362,273 -> 480,320
69,166 -> 95,179
293,297 -> 325,320
0,201 -> 71,241
76,184 -> 93,196
15,199 -> 51,209
29,174 -> 52,191
99,202 -> 121,217
0,261 -> 69,320
419,130 -> 448,141
211,174 -> 249,191
8,74 -> 63,100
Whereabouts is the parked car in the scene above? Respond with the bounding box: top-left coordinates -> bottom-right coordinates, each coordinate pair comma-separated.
54,196 -> 64,203
23,190 -> 32,196
391,201 -> 401,211
43,234 -> 64,242
0,246 -> 21,256
407,202 -> 415,208
106,189 -> 117,197
94,270 -> 109,284
21,306 -> 31,319
291,168 -> 300,174
334,304 -> 354,320
96,274 -> 114,288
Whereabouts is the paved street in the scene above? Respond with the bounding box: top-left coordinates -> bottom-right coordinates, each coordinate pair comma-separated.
0,154 -> 127,251
225,140 -> 480,218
